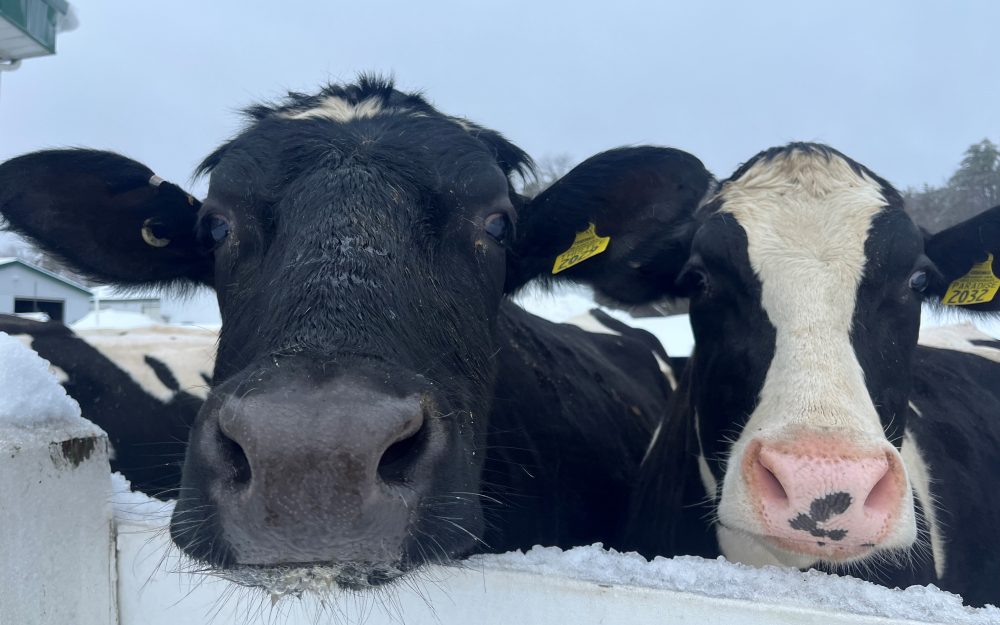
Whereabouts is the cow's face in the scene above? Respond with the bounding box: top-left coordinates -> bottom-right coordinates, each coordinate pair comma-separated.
664,144 -> 1000,571
173,87 -> 533,584
679,146 -> 925,567
0,80 -> 712,592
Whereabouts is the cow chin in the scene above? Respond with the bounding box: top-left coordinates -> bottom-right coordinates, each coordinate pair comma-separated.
219,562 -> 408,596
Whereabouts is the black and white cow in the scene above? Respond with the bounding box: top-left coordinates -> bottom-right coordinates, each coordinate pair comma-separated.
0,77 -> 704,592
616,144 -> 1000,607
0,314 -> 214,497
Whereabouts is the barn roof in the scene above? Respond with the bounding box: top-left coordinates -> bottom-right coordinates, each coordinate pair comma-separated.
0,257 -> 92,295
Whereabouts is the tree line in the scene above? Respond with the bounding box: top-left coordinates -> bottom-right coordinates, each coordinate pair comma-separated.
904,138 -> 1000,232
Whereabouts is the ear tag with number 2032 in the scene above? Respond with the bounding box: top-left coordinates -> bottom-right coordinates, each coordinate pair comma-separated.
942,253 -> 1000,306
552,223 -> 611,274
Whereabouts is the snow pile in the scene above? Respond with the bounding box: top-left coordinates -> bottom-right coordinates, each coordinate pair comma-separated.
72,309 -> 158,330
473,545 -> 997,624
109,472 -> 175,525
0,331 -> 91,428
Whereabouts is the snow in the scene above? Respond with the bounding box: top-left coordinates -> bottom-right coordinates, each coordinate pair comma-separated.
514,285 -> 695,356
474,544 -> 999,624
0,331 -> 91,428
71,309 -> 158,330
109,472 -> 175,525
514,286 -> 1000,360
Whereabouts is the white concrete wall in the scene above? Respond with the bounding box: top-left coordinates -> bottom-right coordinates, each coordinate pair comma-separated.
0,264 -> 91,323
0,423 -> 115,625
114,526 -> 947,625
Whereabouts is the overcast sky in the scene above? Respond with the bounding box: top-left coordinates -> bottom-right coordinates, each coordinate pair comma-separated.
1,0 -> 998,204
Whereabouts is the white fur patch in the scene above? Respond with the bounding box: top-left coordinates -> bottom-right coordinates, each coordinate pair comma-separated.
903,404 -> 946,579
918,323 -> 1000,364
567,311 -> 677,391
77,326 -> 216,402
279,96 -> 385,122
694,411 -> 718,500
566,312 -> 620,336
714,148 -> 916,560
640,421 -> 662,466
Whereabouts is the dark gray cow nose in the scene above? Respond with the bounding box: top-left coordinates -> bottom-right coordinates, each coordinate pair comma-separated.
205,367 -> 428,565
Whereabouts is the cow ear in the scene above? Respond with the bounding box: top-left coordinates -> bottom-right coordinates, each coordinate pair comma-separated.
506,146 -> 712,304
924,205 -> 1000,312
0,149 -> 211,287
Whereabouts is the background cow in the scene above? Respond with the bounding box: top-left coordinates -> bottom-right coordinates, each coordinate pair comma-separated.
0,314 -> 212,497
0,77 -> 703,593
603,143 -> 999,607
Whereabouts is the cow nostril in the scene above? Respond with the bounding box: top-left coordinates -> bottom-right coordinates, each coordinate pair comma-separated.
863,456 -> 895,513
377,424 -> 425,484
754,457 -> 789,505
217,429 -> 252,486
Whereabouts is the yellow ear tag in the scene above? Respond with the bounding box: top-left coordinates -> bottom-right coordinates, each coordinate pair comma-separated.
552,223 -> 611,274
942,253 -> 1000,306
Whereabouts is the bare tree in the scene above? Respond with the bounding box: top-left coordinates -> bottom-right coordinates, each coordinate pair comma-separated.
518,154 -> 575,198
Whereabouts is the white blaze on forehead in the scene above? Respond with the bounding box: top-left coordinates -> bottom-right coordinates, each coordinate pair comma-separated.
719,150 -> 887,437
279,96 -> 385,122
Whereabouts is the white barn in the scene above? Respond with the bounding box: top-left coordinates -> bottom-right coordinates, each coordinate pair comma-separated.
89,284 -> 221,327
0,257 -> 91,323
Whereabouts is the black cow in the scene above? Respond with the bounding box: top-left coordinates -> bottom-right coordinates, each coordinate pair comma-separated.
0,77 -> 706,593
611,143 -> 1000,607
0,314 -> 211,497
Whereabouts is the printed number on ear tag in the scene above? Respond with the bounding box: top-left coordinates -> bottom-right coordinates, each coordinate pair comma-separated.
552,224 -> 611,274
943,253 -> 1000,306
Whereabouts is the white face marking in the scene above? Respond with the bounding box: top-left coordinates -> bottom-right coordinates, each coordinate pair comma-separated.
712,149 -> 916,564
903,403 -> 945,579
279,96 -> 384,122
918,323 -> 1000,364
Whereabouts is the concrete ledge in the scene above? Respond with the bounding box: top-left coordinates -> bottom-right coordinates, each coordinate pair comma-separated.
0,424 -> 114,625
116,521 -> 989,625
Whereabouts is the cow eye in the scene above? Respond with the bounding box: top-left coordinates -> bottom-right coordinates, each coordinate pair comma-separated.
908,270 -> 928,292
676,263 -> 709,297
484,212 -> 512,244
207,215 -> 231,244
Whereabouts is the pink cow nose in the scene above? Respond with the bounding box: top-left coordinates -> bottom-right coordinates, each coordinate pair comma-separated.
745,439 -> 904,557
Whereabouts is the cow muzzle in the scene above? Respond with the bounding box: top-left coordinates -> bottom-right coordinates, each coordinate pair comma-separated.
171,358 -> 454,585
719,431 -> 915,565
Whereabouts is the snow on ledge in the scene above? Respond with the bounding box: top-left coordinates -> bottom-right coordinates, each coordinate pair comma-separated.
0,331 -> 99,433
106,467 -> 996,624
472,545 -> 998,624
109,472 -> 175,526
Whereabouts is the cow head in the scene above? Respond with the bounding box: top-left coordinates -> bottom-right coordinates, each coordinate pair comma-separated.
626,143 -> 1000,570
0,77 -> 710,591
